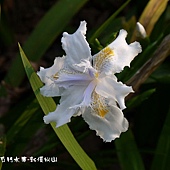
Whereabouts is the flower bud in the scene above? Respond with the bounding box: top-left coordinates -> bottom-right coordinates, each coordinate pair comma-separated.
136,22 -> 147,39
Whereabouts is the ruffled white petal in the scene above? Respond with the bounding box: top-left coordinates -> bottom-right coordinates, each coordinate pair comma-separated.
96,75 -> 133,110
37,21 -> 142,142
37,57 -> 64,83
61,21 -> 92,71
43,105 -> 75,127
56,72 -> 92,88
109,29 -> 142,73
82,103 -> 129,142
37,57 -> 64,97
39,83 -> 60,97
93,29 -> 142,74
75,59 -> 96,78
71,79 -> 97,108
43,85 -> 87,127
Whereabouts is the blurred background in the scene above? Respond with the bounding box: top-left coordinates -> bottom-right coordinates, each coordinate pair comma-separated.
0,0 -> 170,169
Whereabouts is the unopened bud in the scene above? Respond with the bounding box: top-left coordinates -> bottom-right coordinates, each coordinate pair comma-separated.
136,22 -> 147,39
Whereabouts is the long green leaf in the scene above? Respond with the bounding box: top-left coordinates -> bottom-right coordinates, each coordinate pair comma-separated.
139,0 -> 168,36
18,44 -> 97,170
151,107 -> 170,170
6,99 -> 40,144
115,130 -> 145,170
3,0 -> 88,89
89,0 -> 131,43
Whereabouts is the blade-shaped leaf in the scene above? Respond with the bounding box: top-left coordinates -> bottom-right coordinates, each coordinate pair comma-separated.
151,107 -> 170,170
6,99 -> 40,144
115,130 -> 145,170
2,0 -> 88,91
18,44 -> 97,170
89,0 -> 131,44
139,0 -> 168,36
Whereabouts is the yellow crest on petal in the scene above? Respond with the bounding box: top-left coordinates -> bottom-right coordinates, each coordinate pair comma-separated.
53,72 -> 59,79
94,47 -> 114,72
91,91 -> 108,117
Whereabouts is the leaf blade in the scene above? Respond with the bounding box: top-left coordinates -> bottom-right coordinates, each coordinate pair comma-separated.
18,44 -> 97,170
3,0 -> 88,89
139,0 -> 168,36
115,130 -> 145,170
151,107 -> 170,170
89,0 -> 131,44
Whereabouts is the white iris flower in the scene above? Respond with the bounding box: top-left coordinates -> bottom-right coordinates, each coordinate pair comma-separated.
37,21 -> 142,142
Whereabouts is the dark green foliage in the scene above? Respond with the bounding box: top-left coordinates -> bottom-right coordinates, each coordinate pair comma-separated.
0,0 -> 170,169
